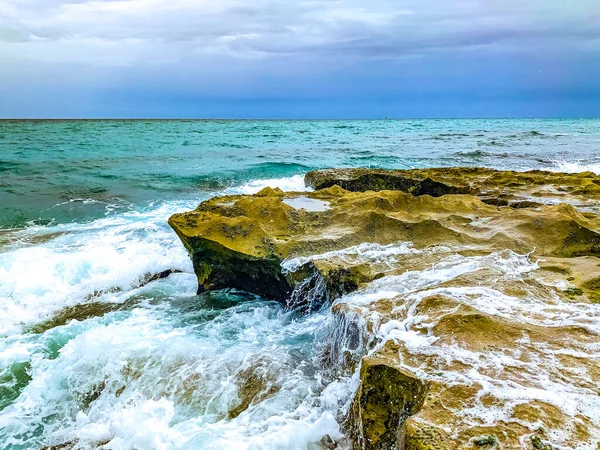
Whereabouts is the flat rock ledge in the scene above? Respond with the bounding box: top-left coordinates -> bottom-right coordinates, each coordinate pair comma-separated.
169,168 -> 600,449
305,167 -> 600,208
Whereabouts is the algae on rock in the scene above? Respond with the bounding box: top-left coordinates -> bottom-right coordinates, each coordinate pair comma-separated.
170,179 -> 600,306
349,353 -> 428,450
168,168 -> 600,450
306,167 -> 600,215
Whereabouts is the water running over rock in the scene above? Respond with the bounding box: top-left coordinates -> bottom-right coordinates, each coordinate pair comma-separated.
170,168 -> 600,449
3,119 -> 600,449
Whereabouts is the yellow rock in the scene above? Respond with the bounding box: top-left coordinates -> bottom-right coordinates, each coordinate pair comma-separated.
168,168 -> 600,448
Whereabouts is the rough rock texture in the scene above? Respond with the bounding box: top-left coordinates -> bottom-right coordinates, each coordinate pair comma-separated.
305,167 -> 600,210
170,168 -> 600,449
170,183 -> 600,306
330,244 -> 600,449
349,354 -> 428,449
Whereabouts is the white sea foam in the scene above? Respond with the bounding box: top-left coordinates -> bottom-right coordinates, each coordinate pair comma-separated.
0,201 -> 195,335
333,246 -> 600,448
234,175 -> 311,195
337,249 -> 538,307
282,241 -> 424,272
0,296 -> 356,450
549,159 -> 600,175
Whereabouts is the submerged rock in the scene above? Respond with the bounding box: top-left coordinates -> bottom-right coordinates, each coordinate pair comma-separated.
169,168 -> 600,449
41,441 -> 78,450
26,269 -> 183,334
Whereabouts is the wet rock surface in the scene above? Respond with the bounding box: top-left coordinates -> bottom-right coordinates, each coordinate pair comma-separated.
349,354 -> 428,449
306,167 -> 600,213
170,168 -> 600,449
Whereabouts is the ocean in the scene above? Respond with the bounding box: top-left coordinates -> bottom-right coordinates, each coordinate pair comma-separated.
1,119 -> 599,449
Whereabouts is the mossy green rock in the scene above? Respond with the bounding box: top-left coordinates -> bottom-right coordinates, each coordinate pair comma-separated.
349,355 -> 428,449
305,167 -> 600,205
305,167 -> 473,196
168,168 -> 600,449
170,178 -> 600,305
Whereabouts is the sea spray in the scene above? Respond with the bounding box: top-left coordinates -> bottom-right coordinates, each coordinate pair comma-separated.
3,119 -> 600,448
0,175 -> 361,450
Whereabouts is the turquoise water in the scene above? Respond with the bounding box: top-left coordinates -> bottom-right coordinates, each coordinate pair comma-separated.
0,119 -> 599,449
1,119 -> 599,228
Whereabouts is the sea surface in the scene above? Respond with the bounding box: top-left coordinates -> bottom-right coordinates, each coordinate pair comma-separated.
0,119 -> 599,449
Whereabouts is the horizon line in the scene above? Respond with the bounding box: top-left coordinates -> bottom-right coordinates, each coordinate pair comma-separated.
1,116 -> 598,121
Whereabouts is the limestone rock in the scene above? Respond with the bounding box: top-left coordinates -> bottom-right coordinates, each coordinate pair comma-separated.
169,168 -> 600,449
305,167 -> 600,208
169,181 -> 600,305
348,353 -> 428,449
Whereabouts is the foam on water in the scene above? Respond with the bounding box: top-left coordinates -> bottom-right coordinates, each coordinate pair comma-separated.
549,159 -> 600,175
334,247 -> 600,448
0,175 -> 362,449
234,175 -> 311,195
282,241 -> 423,273
334,249 -> 536,307
0,202 -> 195,336
0,285 -> 357,449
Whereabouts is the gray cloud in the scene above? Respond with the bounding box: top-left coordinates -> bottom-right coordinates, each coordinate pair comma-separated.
2,0 -> 598,58
0,0 -> 598,117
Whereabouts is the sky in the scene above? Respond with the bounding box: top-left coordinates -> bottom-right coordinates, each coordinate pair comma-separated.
0,0 -> 599,118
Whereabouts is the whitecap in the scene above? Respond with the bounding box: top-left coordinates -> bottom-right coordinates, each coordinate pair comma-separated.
233,175 -> 311,195
549,159 -> 600,175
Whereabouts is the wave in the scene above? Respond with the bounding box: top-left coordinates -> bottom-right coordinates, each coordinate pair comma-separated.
549,159 -> 600,175
0,173 -> 315,334
214,142 -> 253,149
0,201 -> 198,336
139,169 -> 307,193
233,175 -> 310,195
249,161 -> 312,171
0,290 -> 355,449
144,173 -> 233,191
476,139 -> 506,147
0,241 -> 358,450
0,160 -> 39,175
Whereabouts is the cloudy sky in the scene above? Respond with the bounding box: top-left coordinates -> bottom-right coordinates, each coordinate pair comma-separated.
1,0 -> 599,118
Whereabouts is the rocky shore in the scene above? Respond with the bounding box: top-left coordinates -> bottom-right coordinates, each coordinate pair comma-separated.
170,168 -> 600,449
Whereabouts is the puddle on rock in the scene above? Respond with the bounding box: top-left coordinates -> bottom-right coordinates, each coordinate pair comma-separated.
283,197 -> 331,212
